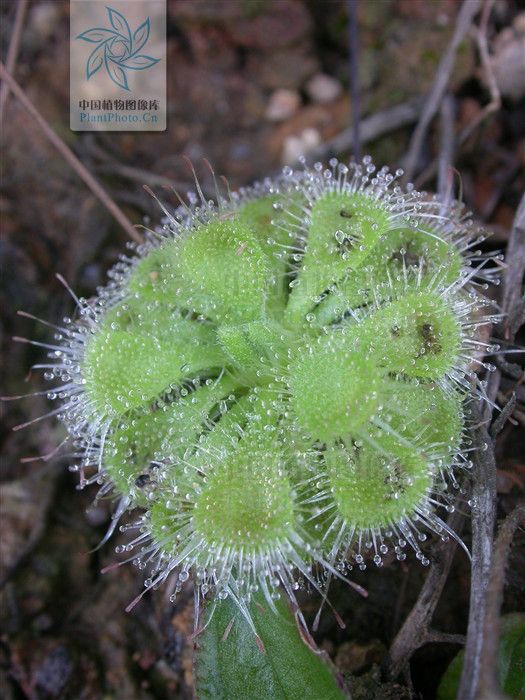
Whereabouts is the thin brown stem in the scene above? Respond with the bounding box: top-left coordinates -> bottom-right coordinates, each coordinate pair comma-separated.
457,406 -> 497,700
459,0 -> 501,145
457,192 -> 525,697
346,0 -> 361,161
501,195 -> 525,342
0,0 -> 28,127
437,94 -> 456,208
425,630 -> 466,645
415,0 -> 503,191
304,99 -> 424,164
403,0 -> 480,183
387,508 -> 464,679
478,504 -> 525,699
0,61 -> 142,244
490,393 -> 517,438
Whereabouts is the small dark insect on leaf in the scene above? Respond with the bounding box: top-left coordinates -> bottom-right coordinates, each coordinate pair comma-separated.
418,322 -> 442,355
339,208 -> 353,218
135,474 -> 150,487
390,249 -> 422,269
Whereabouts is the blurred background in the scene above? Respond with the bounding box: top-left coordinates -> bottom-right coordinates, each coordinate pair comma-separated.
1,1 -> 524,698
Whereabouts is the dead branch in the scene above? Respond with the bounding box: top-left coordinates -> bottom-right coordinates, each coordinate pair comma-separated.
477,504 -> 525,699
459,0 -> 501,145
0,0 -> 28,127
425,630 -> 467,645
305,99 -> 424,164
387,508 -> 465,679
437,94 -> 456,208
490,393 -> 517,438
457,404 -> 498,700
403,0 -> 481,183
0,61 -> 142,245
501,195 -> 525,342
457,194 -> 525,700
415,0 -> 503,191
346,0 -> 361,160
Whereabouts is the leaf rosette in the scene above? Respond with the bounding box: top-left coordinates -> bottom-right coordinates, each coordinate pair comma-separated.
28,158 -> 500,621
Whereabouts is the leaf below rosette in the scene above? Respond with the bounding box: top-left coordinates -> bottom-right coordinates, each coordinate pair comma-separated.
437,614 -> 525,700
195,593 -> 345,700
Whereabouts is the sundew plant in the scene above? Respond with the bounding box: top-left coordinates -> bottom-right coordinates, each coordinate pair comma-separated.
17,157 -> 501,636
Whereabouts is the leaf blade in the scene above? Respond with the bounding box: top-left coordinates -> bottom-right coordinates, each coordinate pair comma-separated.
437,614 -> 525,700
195,594 -> 346,700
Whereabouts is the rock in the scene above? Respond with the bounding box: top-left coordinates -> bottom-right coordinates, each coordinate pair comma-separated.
513,11 -> 525,35
491,16 -> 525,101
305,73 -> 343,104
282,127 -> 321,165
245,48 -> 319,91
265,89 -> 301,122
169,0 -> 242,23
227,0 -> 312,50
267,97 -> 350,165
185,25 -> 237,71
347,666 -> 412,700
28,2 -> 61,41
364,7 -> 475,112
34,646 -> 74,697
335,639 -> 386,675
0,477 -> 54,586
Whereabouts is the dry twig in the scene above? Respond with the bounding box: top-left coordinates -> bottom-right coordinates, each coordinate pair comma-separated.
388,67 -> 523,691
387,508 -> 465,679
437,94 -> 456,209
458,195 -> 525,700
457,405 -> 498,700
0,61 -> 142,244
346,0 -> 361,161
459,0 -> 501,145
97,161 -> 195,196
0,0 -> 28,127
490,393 -> 517,438
477,504 -> 525,700
403,0 -> 481,183
415,0 -> 503,191
501,195 -> 525,342
305,99 -> 424,164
